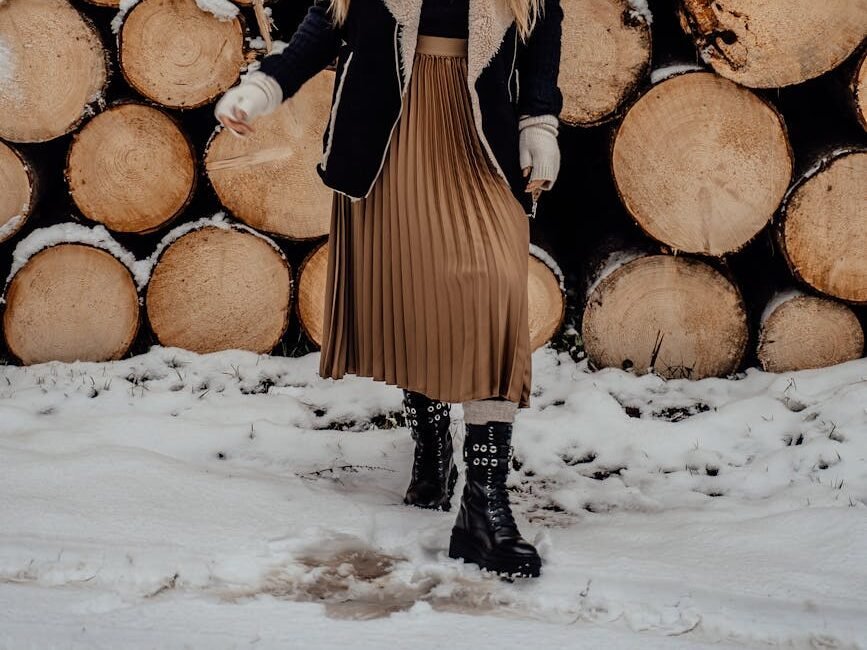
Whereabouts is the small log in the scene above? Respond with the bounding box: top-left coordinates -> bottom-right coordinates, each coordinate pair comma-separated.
3,244 -> 140,365
296,240 -> 329,347
854,50 -> 867,132
118,0 -> 245,109
0,141 -> 34,244
678,0 -> 867,88
758,292 -> 864,373
612,72 -> 792,256
559,0 -> 652,126
206,70 -> 335,240
66,103 -> 196,234
145,226 -> 292,354
778,149 -> 867,303
0,0 -> 108,143
528,249 -> 566,350
582,253 -> 748,379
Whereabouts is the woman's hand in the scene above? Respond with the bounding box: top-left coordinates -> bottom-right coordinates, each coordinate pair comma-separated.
214,71 -> 283,136
519,114 -> 561,200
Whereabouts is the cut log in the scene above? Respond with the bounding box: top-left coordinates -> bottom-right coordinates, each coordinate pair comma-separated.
678,0 -> 867,88
0,0 -> 108,143
559,0 -> 652,126
66,103 -> 196,234
854,50 -> 867,132
3,244 -> 140,365
296,240 -> 329,347
0,141 -> 34,243
528,249 -> 565,350
146,226 -> 292,354
582,253 -> 748,379
119,0 -> 245,109
778,149 -> 867,303
206,70 -> 335,240
758,292 -> 864,373
612,72 -> 792,256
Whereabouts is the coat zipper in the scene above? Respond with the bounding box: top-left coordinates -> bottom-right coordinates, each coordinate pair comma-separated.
320,50 -> 354,171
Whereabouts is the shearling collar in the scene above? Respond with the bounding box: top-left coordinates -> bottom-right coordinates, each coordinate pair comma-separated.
380,0 -> 514,84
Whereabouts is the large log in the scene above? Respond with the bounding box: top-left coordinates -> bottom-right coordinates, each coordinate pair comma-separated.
778,149 -> 867,304
678,0 -> 867,88
758,291 -> 864,373
612,72 -> 792,256
66,103 -> 196,234
558,0 -> 652,126
854,50 -> 867,133
0,141 -> 34,244
0,0 -> 108,143
582,253 -> 748,379
206,70 -> 335,240
3,244 -> 140,364
118,0 -> 245,109
145,225 -> 292,354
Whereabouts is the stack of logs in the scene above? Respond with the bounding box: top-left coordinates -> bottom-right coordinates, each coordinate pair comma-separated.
0,0 -> 865,380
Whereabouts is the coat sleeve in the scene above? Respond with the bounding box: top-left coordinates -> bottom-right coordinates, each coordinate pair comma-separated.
257,0 -> 340,101
516,0 -> 564,118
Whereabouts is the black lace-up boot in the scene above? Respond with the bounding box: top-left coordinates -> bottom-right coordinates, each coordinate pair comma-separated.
448,421 -> 541,578
402,390 -> 458,510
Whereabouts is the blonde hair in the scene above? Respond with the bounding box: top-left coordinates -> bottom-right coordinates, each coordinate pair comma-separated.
328,0 -> 543,41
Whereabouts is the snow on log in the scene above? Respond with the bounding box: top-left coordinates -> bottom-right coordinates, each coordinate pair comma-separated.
558,0 -> 652,126
66,103 -> 196,234
758,292 -> 864,373
145,224 -> 292,354
205,70 -> 334,240
854,50 -> 867,133
678,0 -> 867,88
582,254 -> 748,379
778,149 -> 867,304
612,72 -> 792,256
296,240 -> 328,347
0,141 -> 33,244
528,247 -> 566,351
0,0 -> 108,143
118,0 -> 245,109
3,243 -> 140,365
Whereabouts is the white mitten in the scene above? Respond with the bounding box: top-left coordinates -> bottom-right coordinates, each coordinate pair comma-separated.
518,114 -> 561,190
214,71 -> 283,134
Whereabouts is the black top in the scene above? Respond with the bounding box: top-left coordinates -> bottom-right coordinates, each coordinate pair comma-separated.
418,0 -> 470,38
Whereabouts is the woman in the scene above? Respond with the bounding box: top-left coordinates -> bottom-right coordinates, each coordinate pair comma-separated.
215,0 -> 562,578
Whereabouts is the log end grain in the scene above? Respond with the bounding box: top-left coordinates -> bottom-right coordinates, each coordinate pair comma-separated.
582,254 -> 749,379
3,244 -> 140,365
206,70 -> 335,240
0,142 -> 33,243
297,240 -> 329,347
145,227 -> 292,354
67,103 -> 196,233
758,294 -> 864,373
528,254 -> 565,351
613,72 -> 792,255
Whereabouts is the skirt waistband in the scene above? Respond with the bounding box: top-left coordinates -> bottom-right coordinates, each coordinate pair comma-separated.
416,35 -> 468,57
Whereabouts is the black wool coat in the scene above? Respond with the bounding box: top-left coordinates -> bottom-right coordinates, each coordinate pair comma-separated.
258,0 -> 563,215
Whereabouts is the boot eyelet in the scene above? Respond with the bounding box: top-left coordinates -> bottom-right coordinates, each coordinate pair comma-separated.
427,406 -> 434,412
489,445 -> 497,453
473,458 -> 480,466
434,415 -> 440,421
491,459 -> 498,467
480,444 -> 487,452
481,458 -> 489,466
472,444 -> 479,451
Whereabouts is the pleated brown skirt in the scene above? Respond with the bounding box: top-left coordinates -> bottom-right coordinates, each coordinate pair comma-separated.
319,35 -> 532,408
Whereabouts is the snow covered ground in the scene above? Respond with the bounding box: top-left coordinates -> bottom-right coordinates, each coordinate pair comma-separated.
1,347 -> 865,649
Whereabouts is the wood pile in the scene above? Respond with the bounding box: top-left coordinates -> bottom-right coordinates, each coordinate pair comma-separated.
0,0 -> 864,381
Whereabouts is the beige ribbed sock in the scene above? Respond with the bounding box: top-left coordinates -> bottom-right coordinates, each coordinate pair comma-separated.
462,399 -> 518,425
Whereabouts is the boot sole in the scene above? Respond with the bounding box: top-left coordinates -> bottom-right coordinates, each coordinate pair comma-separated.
404,464 -> 459,511
448,528 -> 541,579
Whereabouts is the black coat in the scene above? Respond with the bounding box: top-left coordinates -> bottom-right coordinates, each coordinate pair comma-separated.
259,0 -> 563,215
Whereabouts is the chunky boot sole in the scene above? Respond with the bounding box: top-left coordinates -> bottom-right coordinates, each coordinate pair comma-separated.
448,528 -> 541,578
404,464 -> 459,511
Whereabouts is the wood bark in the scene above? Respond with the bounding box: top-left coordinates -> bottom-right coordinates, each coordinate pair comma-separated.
678,0 -> 867,88
145,226 -> 292,354
0,0 -> 108,143
66,103 -> 196,234
758,292 -> 864,372
558,0 -> 652,126
118,0 -> 245,109
612,72 -> 792,256
778,149 -> 867,303
582,253 -> 749,379
206,70 -> 335,240
0,141 -> 34,244
3,244 -> 140,365
854,49 -> 867,133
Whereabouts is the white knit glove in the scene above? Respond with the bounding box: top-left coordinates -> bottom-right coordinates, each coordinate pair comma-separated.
519,114 -> 561,190
214,72 -> 283,135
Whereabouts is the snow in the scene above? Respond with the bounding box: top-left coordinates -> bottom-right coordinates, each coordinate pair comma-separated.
5,223 -> 150,291
586,249 -> 643,297
529,243 -> 565,290
650,63 -> 704,85
111,0 -> 140,34
1,346 -> 866,647
761,288 -> 806,325
626,0 -> 653,25
0,213 -> 24,241
247,37 -> 290,55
